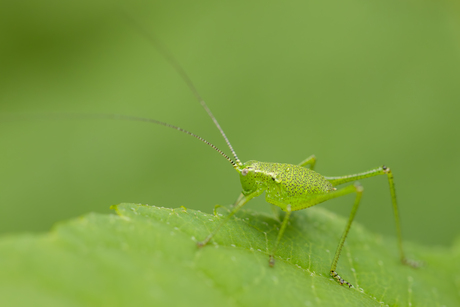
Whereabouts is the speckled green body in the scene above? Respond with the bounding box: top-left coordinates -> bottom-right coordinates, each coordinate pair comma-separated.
137,29 -> 416,287
238,160 -> 335,212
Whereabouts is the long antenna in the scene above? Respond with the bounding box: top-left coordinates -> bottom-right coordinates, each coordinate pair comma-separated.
122,13 -> 243,167
1,113 -> 238,168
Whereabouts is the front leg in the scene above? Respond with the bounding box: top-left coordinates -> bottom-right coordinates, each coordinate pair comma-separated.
197,190 -> 260,247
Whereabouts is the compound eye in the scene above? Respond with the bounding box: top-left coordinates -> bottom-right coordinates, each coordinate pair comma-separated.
242,168 -> 249,176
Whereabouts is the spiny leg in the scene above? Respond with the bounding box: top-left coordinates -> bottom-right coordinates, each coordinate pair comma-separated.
269,204 -> 292,267
197,190 -> 259,247
298,154 -> 316,170
325,166 -> 418,267
330,183 -> 363,288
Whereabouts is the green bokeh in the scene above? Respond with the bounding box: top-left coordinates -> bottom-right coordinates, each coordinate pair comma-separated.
1,0 -> 459,248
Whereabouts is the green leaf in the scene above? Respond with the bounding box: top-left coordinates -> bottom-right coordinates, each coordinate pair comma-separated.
0,203 -> 458,306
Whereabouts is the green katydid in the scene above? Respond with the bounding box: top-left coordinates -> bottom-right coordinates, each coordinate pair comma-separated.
4,16 -> 418,288
117,20 -> 419,288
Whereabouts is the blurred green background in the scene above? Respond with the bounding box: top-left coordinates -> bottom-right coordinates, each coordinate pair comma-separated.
0,0 -> 459,248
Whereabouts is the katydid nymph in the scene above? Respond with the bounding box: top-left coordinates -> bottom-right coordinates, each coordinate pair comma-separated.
7,19 -> 418,288
117,21 -> 419,288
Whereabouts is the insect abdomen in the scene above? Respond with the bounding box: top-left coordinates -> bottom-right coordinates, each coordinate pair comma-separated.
251,162 -> 334,211
264,162 -> 333,193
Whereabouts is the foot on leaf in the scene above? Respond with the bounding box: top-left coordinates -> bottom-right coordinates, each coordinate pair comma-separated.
330,270 -> 353,288
402,257 -> 423,268
269,255 -> 275,267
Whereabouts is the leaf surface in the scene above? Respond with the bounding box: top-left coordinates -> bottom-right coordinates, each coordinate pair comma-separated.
0,203 -> 458,306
